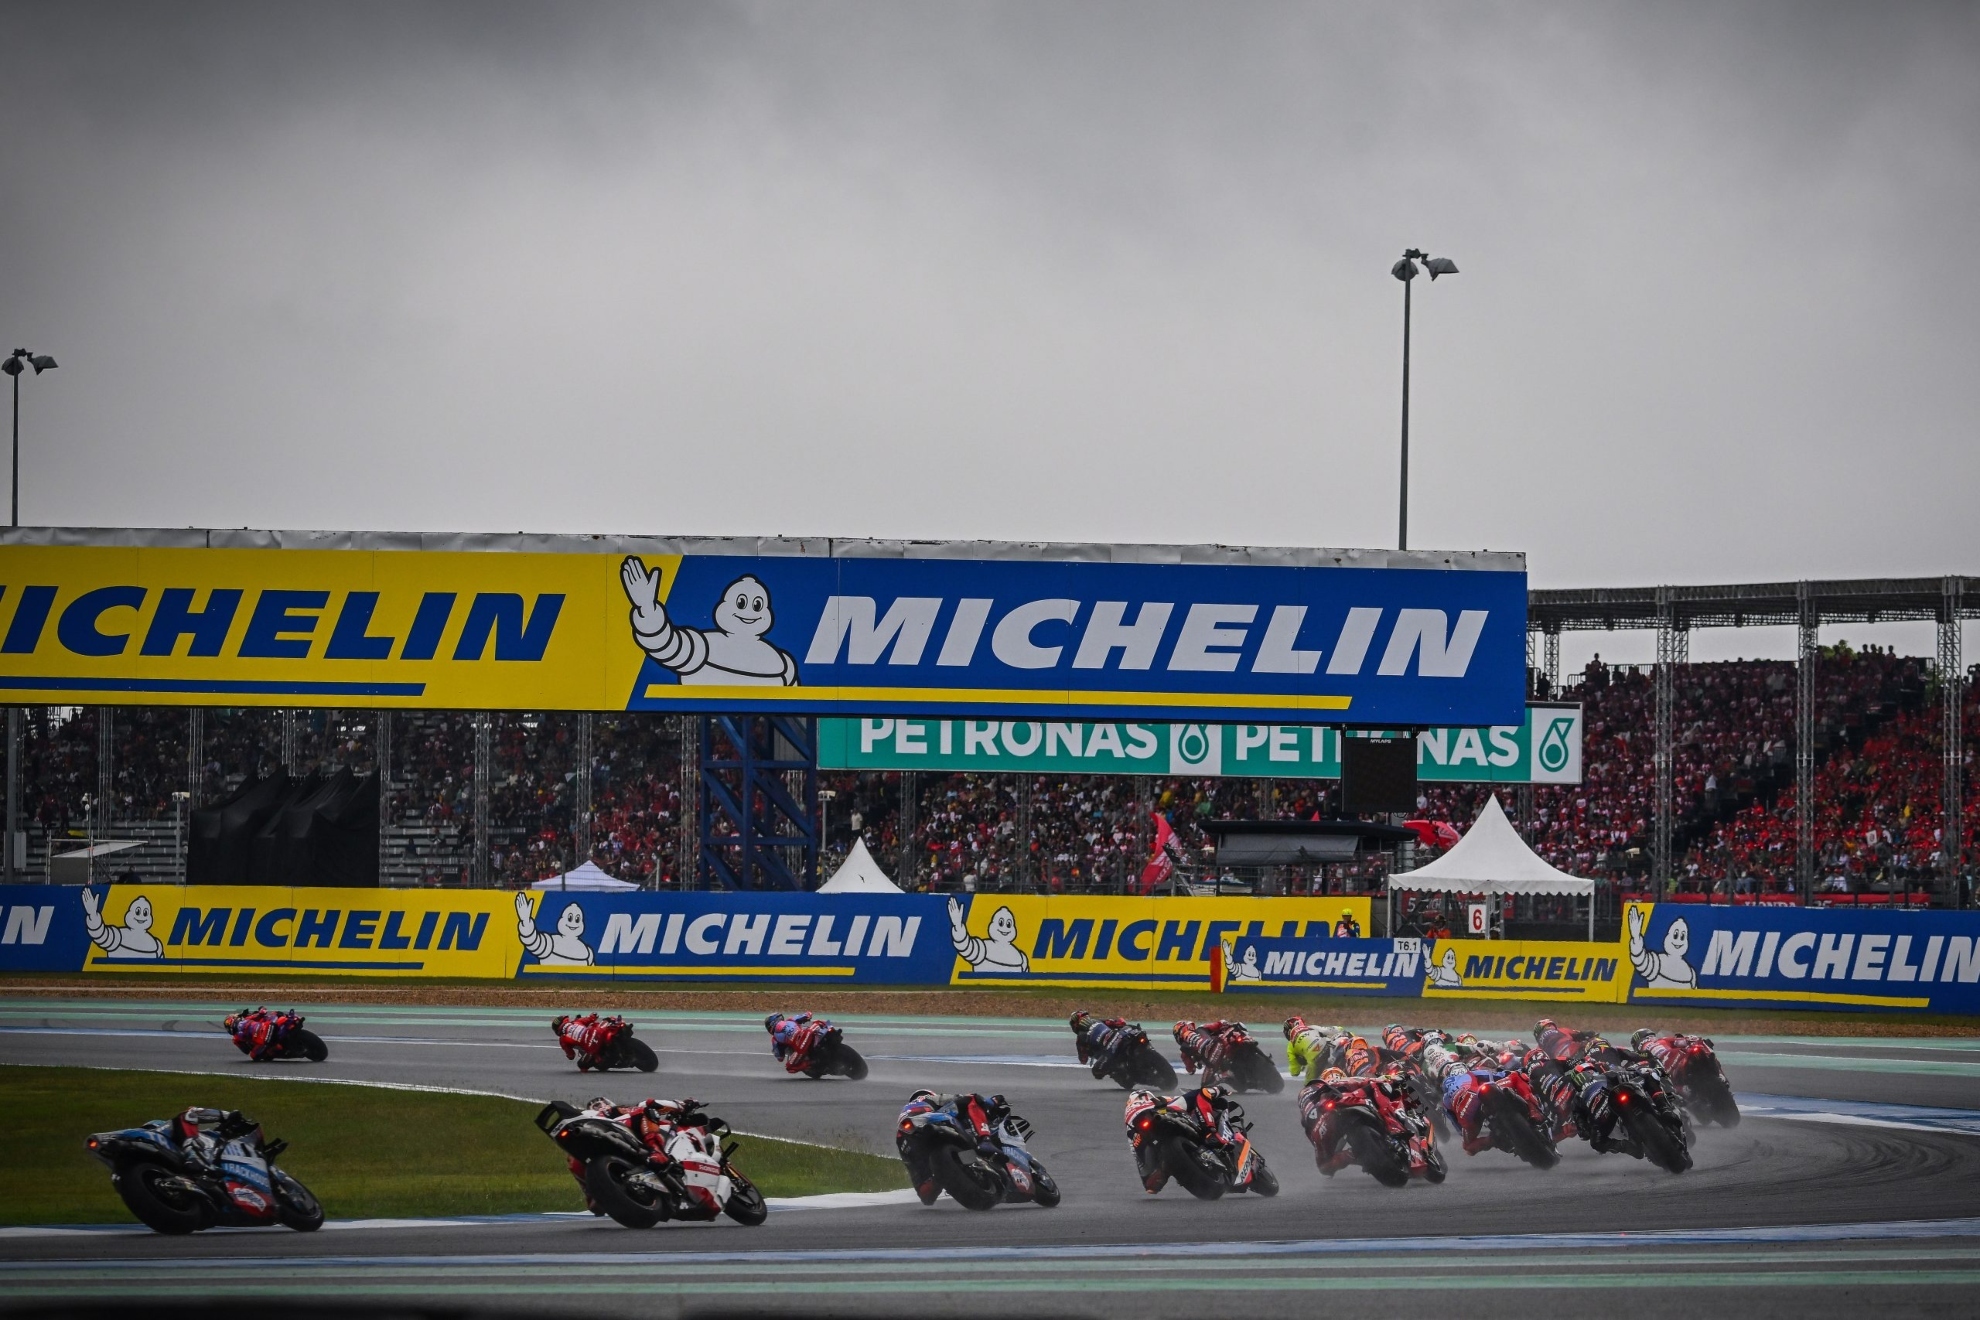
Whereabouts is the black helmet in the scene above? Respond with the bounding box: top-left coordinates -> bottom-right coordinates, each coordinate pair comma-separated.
1631,1028 -> 1657,1051
1069,1010 -> 1091,1030
552,1016 -> 568,1033
765,1014 -> 782,1032
1533,1018 -> 1557,1041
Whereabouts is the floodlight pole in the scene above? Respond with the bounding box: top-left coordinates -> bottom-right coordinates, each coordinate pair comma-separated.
1399,272 -> 1412,551
5,348 -> 58,882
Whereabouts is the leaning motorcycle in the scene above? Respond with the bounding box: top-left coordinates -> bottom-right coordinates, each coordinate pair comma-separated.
87,1112 -> 323,1234
1585,1061 -> 1694,1174
226,1009 -> 328,1063
1651,1034 -> 1739,1128
1219,1024 -> 1285,1095
536,1100 -> 768,1227
1463,1070 -> 1560,1170
1300,1077 -> 1445,1188
1086,1023 -> 1179,1090
896,1099 -> 1060,1210
562,1015 -> 660,1073
1125,1090 -> 1278,1200
790,1019 -> 870,1081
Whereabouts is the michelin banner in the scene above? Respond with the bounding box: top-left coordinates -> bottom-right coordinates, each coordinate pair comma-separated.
1421,937 -> 1629,1003
1624,902 -> 1980,1015
818,704 -> 1583,784
1220,936 -> 1423,996
0,535 -> 1526,724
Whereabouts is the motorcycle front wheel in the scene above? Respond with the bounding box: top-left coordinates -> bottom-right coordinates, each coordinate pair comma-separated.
272,1168 -> 324,1231
287,1029 -> 329,1063
625,1038 -> 660,1073
833,1045 -> 870,1081
1244,1155 -> 1279,1198
1242,1051 -> 1285,1095
1028,1159 -> 1062,1209
1132,1051 -> 1178,1091
723,1171 -> 769,1226
115,1163 -> 207,1235
585,1156 -> 667,1227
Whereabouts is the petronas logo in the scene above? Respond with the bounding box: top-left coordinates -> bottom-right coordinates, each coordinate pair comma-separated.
1168,723 -> 1221,775
1537,717 -> 1574,773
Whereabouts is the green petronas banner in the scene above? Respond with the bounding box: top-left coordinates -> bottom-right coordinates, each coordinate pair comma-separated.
818,703 -> 1581,784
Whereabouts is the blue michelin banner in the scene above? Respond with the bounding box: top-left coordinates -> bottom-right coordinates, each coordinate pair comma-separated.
1222,935 -> 1425,997
518,892 -> 954,984
0,885 -> 91,972
627,550 -> 1529,726
1625,902 -> 1980,1015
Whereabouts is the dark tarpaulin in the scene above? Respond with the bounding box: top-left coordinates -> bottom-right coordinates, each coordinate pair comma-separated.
189,769 -> 378,887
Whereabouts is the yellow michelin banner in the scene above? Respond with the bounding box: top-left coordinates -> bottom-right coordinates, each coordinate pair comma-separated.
80,884 -> 522,978
947,895 -> 1373,990
1420,936 -> 1630,1003
0,544 -> 664,710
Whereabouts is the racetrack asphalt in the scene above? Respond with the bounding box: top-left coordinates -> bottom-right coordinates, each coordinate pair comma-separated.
3,997 -> 1978,1318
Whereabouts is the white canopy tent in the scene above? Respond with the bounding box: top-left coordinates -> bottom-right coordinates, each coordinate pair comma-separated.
816,838 -> 907,894
1386,795 -> 1598,938
530,861 -> 639,891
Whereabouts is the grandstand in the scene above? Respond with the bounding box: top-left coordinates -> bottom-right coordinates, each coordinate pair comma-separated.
8,575 -> 1972,913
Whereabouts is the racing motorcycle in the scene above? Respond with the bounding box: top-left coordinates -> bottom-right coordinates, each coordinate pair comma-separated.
1299,1075 -> 1445,1188
769,1014 -> 870,1081
1125,1088 -> 1279,1200
1580,1058 -> 1694,1174
1460,1068 -> 1560,1170
896,1095 -> 1061,1210
1216,1024 -> 1285,1095
555,1014 -> 660,1073
1639,1031 -> 1739,1127
224,1008 -> 328,1063
1078,1020 -> 1179,1090
86,1109 -> 323,1234
535,1099 -> 768,1227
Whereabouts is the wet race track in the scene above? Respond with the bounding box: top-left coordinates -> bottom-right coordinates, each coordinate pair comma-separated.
5,998 -> 1980,1317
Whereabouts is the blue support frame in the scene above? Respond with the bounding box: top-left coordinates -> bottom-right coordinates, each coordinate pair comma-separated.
698,715 -> 819,891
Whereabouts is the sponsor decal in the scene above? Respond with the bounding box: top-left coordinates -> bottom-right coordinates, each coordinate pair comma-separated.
1421,937 -> 1628,1002
1221,935 -> 1424,996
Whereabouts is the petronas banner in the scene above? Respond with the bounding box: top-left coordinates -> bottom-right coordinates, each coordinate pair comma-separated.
818,703 -> 1581,784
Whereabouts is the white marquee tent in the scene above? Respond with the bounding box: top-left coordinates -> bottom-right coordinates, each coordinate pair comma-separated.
1387,795 -> 1597,938
530,861 -> 639,891
817,838 -> 907,894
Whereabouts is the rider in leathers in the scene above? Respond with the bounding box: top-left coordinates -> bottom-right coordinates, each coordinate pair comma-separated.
1174,1020 -> 1246,1083
1071,1011 -> 1136,1079
1284,1016 -> 1347,1083
1420,1034 -> 1502,1155
1125,1084 -> 1241,1193
898,1090 -> 1012,1206
560,1096 -> 701,1211
766,1012 -> 817,1072
553,1014 -> 622,1070
223,1008 -> 281,1061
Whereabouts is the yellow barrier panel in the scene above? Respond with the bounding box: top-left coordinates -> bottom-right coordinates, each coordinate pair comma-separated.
948,894 -> 1373,991
1420,937 -> 1629,1003
82,884 -> 521,978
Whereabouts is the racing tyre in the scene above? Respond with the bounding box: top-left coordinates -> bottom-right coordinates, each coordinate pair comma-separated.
723,1172 -> 769,1226
1163,1141 -> 1229,1201
1623,1106 -> 1692,1175
291,1029 -> 329,1063
1132,1051 -> 1178,1091
114,1163 -> 207,1235
933,1146 -> 1003,1211
273,1169 -> 324,1231
834,1045 -> 869,1081
1245,1157 -> 1279,1198
1690,1074 -> 1740,1128
1241,1051 -> 1284,1095
1422,1146 -> 1448,1184
626,1038 -> 660,1073
1488,1090 -> 1560,1170
1346,1120 -> 1409,1189
1028,1159 -> 1062,1208
585,1155 -> 666,1228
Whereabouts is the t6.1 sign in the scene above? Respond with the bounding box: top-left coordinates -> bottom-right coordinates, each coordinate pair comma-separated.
0,530 -> 1525,725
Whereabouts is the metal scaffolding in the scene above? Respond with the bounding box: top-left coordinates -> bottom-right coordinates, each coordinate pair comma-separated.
1795,582 -> 1819,896
281,709 -> 298,773
97,708 -> 115,825
1944,577 -> 1967,906
574,711 -> 593,867
895,769 -> 918,891
699,716 -> 819,890
375,709 -> 392,882
1544,629 -> 1561,695
675,715 -> 699,888
472,711 -> 491,886
1652,588 -> 1686,894
4,707 -> 17,880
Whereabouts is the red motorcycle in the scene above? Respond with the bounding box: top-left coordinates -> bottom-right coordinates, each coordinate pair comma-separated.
1635,1030 -> 1739,1127
222,1008 -> 327,1063
1298,1073 -> 1445,1188
1175,1020 -> 1284,1094
767,1013 -> 869,1080
554,1014 -> 659,1073
1451,1067 -> 1560,1169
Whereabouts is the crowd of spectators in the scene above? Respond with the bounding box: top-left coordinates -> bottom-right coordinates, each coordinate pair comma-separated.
6,639 -> 1971,896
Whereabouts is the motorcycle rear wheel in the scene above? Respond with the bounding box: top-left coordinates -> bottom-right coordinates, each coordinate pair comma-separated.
1690,1074 -> 1741,1128
626,1038 -> 660,1073
585,1155 -> 666,1227
933,1145 -> 1004,1211
1488,1090 -> 1560,1170
833,1044 -> 870,1081
273,1168 -> 324,1231
115,1163 -> 207,1235
1163,1140 -> 1229,1201
1028,1159 -> 1062,1209
1623,1105 -> 1692,1174
723,1171 -> 769,1226
1346,1121 -> 1409,1189
288,1029 -> 329,1063
1133,1052 -> 1179,1090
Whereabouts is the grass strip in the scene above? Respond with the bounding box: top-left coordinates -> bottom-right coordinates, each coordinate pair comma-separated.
0,1064 -> 903,1226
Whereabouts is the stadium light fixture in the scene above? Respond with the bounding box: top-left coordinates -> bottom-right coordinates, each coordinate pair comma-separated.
4,348 -> 59,529
1391,251 -> 1456,551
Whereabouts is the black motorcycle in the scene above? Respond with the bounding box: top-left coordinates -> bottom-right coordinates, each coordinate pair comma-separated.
1585,1060 -> 1693,1174
536,1100 -> 768,1228
896,1098 -> 1061,1210
87,1109 -> 323,1235
1083,1023 -> 1179,1090
1125,1090 -> 1278,1200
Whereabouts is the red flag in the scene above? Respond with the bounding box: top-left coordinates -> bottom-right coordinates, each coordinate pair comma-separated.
1137,812 -> 1182,894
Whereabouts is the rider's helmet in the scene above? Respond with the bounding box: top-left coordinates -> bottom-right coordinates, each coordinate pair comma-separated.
1069,1010 -> 1092,1031
223,1012 -> 241,1033
584,1096 -> 613,1113
907,1089 -> 939,1107
551,1016 -> 570,1035
1456,1032 -> 1479,1050
765,1014 -> 782,1033
1320,1068 -> 1348,1084
1346,1035 -> 1369,1052
1534,1017 -> 1557,1041
1283,1015 -> 1307,1041
1631,1028 -> 1658,1051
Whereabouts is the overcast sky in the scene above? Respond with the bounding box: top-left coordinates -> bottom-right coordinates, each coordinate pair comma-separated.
4,2 -> 1976,647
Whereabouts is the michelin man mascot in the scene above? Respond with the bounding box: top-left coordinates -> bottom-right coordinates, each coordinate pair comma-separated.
80,889 -> 163,960
516,893 -> 595,967
1629,905 -> 1697,989
949,898 -> 1029,974
620,557 -> 798,686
